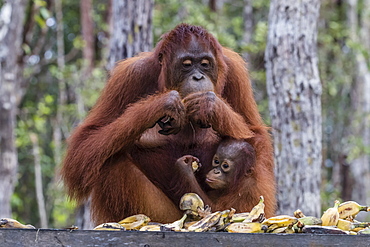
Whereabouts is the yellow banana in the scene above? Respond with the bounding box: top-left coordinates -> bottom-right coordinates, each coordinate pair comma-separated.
293,209 -> 306,218
270,226 -> 286,234
296,216 -> 322,228
0,218 -> 35,229
139,225 -> 162,231
321,200 -> 340,226
226,222 -> 266,233
179,193 -> 205,217
352,223 -> 370,232
118,214 -> 150,230
336,219 -> 369,231
262,215 -> 298,227
270,225 -> 294,234
243,196 -> 265,223
191,161 -> 200,172
338,201 -> 369,219
336,219 -> 355,231
162,214 -> 187,231
214,209 -> 232,231
93,222 -> 125,231
358,228 -> 370,234
184,221 -> 198,229
231,212 -> 250,222
188,211 -> 221,232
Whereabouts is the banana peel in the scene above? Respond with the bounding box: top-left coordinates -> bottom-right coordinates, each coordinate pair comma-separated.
226,222 -> 267,233
93,222 -> 125,231
118,214 -> 150,230
0,218 -> 35,229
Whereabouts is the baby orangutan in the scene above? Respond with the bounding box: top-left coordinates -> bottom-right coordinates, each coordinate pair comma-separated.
205,139 -> 256,201
173,138 -> 274,216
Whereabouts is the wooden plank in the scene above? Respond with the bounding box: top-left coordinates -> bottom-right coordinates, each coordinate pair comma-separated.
0,229 -> 368,247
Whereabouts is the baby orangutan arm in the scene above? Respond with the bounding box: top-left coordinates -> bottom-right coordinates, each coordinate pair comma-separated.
170,155 -> 212,206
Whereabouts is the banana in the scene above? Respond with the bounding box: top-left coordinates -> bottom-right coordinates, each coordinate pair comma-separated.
139,225 -> 162,231
265,223 -> 281,232
336,219 -> 355,231
191,161 -> 200,172
231,212 -> 250,222
296,216 -> 322,228
321,200 -> 340,226
338,201 -> 369,219
162,214 -> 187,231
184,221 -> 198,229
243,196 -> 265,223
293,209 -> 306,218
270,225 -> 294,234
226,222 -> 267,233
179,193 -> 205,217
118,214 -> 150,230
0,218 -> 35,229
93,222 -> 125,231
358,228 -> 370,234
262,215 -> 298,227
352,223 -> 370,232
188,211 -> 221,232
214,209 -> 235,231
270,226 -> 287,234
335,219 -> 369,231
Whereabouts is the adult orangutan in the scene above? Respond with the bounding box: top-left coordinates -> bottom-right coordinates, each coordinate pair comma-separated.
61,23 -> 276,224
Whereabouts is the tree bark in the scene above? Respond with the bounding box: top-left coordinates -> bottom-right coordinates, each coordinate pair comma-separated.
265,0 -> 322,216
80,0 -> 95,74
54,0 -> 66,168
242,0 -> 253,61
0,0 -> 27,218
209,0 -> 224,13
30,133 -> 48,228
107,0 -> 154,70
346,0 -> 370,208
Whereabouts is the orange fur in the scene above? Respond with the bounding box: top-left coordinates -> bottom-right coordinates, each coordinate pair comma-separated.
61,24 -> 276,224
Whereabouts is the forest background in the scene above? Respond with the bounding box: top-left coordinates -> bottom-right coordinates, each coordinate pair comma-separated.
0,0 -> 369,229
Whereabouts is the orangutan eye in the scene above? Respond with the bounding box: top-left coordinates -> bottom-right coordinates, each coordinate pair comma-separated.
214,159 -> 220,165
201,59 -> 210,67
183,59 -> 192,67
222,163 -> 229,169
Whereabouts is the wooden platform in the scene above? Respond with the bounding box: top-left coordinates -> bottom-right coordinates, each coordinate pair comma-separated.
0,228 -> 369,247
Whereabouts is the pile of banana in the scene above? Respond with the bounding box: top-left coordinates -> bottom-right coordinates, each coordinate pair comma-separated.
93,193 -> 370,234
2,193 -> 370,235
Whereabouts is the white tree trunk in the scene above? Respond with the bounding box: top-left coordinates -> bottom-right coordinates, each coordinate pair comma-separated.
242,0 -> 253,62
30,133 -> 48,228
107,0 -> 154,70
265,0 -> 322,216
0,0 -> 26,218
347,0 -> 370,208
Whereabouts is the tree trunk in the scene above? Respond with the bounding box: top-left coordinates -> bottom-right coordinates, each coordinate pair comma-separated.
209,0 -> 224,13
107,0 -> 154,70
242,0 -> 253,62
0,0 -> 27,218
30,133 -> 48,228
346,0 -> 370,208
81,0 -> 95,74
265,0 -> 322,216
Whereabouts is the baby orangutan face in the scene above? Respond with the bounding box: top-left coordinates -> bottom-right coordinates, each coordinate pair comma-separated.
205,139 -> 255,191
205,142 -> 240,190
205,156 -> 235,190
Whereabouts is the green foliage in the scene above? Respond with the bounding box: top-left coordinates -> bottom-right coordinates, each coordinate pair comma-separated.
11,0 -> 370,228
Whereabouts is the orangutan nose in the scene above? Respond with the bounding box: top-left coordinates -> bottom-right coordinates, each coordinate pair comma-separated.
192,72 -> 205,81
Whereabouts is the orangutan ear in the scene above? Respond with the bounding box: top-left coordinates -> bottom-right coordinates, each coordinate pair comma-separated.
158,53 -> 163,66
